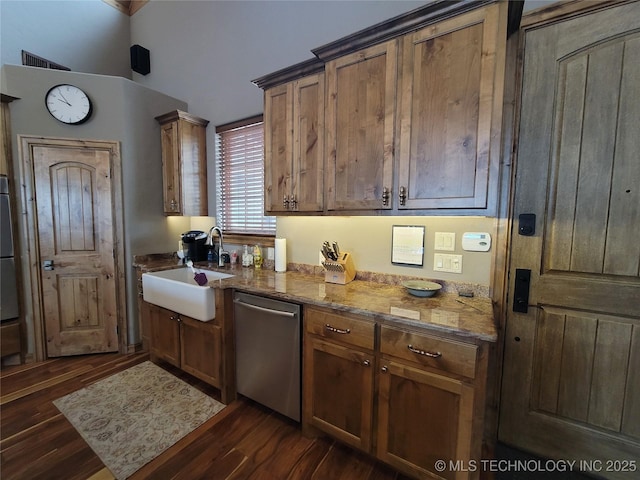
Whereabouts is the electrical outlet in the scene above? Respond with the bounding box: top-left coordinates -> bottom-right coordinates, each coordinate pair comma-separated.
433,253 -> 463,273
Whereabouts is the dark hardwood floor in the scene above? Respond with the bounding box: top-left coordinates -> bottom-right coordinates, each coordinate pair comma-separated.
0,353 -> 410,480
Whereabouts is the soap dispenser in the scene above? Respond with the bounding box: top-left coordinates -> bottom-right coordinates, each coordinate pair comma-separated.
242,244 -> 253,267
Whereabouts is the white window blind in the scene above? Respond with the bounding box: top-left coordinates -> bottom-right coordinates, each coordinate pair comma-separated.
216,117 -> 276,235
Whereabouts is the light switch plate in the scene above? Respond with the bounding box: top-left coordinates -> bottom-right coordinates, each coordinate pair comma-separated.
434,232 -> 456,251
433,253 -> 463,273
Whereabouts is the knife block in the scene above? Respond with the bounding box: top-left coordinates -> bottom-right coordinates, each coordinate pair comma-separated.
322,252 -> 356,285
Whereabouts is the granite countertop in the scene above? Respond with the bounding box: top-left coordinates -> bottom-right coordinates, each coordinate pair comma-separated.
134,255 -> 497,343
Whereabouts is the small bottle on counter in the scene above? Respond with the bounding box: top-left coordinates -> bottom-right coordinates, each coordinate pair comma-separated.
242,245 -> 253,267
231,250 -> 238,264
253,244 -> 262,269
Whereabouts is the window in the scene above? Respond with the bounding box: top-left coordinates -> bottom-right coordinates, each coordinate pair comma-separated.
215,115 -> 276,236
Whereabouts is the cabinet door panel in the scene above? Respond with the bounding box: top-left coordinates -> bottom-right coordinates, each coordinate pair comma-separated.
377,360 -> 474,480
147,303 -> 180,367
304,336 -> 374,452
160,122 -> 181,214
398,4 -> 505,210
180,316 -> 221,388
293,74 -> 324,211
326,40 -> 397,210
265,83 -> 293,213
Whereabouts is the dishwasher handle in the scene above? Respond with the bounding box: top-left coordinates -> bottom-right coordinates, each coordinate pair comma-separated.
234,299 -> 297,317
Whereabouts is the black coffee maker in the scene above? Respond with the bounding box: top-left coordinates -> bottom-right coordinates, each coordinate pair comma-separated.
181,231 -> 208,262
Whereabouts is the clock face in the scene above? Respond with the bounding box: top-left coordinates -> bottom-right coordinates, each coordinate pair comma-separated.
45,84 -> 93,125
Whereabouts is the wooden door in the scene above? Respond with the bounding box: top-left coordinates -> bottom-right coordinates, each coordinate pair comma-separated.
377,360 -> 475,480
397,2 -> 506,211
264,83 -> 292,213
292,73 -> 324,212
32,142 -> 119,357
499,3 -> 640,475
303,336 -> 374,452
326,39 -> 397,211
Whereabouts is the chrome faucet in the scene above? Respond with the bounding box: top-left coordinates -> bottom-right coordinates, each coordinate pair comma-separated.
206,226 -> 227,267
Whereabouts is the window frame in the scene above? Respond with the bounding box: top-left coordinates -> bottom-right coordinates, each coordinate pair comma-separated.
215,115 -> 275,247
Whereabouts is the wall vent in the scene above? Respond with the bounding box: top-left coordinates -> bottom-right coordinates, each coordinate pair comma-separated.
21,50 -> 70,71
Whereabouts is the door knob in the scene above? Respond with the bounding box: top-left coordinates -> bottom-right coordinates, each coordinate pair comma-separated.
43,260 -> 54,271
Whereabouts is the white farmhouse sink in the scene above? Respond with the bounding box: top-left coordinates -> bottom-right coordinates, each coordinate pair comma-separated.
142,267 -> 234,321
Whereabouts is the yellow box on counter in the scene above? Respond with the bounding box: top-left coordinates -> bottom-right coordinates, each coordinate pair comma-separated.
322,252 -> 356,285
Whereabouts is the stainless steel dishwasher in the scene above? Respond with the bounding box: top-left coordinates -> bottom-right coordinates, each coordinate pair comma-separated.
233,291 -> 301,422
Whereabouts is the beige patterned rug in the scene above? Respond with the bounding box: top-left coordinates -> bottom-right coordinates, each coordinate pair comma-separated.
53,361 -> 225,479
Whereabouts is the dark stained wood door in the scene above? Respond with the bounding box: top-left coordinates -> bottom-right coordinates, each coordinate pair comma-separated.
32,141 -> 119,356
499,3 -> 640,476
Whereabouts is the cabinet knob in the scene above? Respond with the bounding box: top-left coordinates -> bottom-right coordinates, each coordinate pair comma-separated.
381,366 -> 388,373
363,360 -> 370,367
170,199 -> 177,211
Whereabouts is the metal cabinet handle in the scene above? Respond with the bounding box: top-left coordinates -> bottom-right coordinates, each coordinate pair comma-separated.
382,186 -> 390,206
408,344 -> 442,358
170,199 -> 177,211
399,186 -> 407,206
290,194 -> 297,210
283,195 -> 290,209
325,324 -> 350,334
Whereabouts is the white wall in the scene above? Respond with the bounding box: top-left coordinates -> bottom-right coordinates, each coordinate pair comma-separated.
0,0 -> 131,77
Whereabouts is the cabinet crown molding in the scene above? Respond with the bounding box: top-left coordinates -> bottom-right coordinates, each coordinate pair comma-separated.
253,1 -> 521,90
155,109 -> 209,127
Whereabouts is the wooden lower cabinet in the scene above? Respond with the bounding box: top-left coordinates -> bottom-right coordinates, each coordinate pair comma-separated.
303,305 -> 488,480
377,360 -> 475,480
180,315 -> 222,387
304,336 -> 375,451
144,301 -> 223,390
146,302 -> 181,367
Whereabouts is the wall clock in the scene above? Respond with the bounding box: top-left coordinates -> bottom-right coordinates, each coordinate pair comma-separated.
45,84 -> 93,125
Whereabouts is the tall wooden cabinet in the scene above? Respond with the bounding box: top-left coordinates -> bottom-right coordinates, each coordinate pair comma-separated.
325,40 -> 397,211
155,110 -> 209,216
264,72 -> 325,213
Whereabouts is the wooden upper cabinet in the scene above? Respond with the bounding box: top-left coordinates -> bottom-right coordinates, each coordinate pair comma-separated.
397,2 -> 508,212
325,39 -> 397,211
264,73 -> 324,213
156,110 -> 209,216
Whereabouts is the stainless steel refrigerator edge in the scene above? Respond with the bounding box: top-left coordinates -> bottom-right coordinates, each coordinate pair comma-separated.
233,291 -> 301,422
1,175 -> 20,322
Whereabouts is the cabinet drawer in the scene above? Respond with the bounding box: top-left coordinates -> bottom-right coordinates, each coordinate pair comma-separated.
305,306 -> 375,351
380,325 -> 477,379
